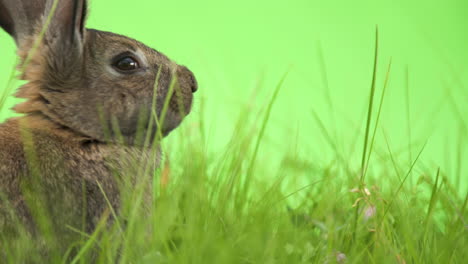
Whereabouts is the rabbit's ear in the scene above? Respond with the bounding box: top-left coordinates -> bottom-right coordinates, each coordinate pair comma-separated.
0,0 -> 86,46
0,1 -> 15,37
44,0 -> 87,49
0,0 -> 47,44
35,0 -> 87,85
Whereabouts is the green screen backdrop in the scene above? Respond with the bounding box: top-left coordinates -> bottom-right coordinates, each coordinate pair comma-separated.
0,0 -> 466,191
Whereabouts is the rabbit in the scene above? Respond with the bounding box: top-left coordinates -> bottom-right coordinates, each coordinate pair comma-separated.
0,0 -> 197,245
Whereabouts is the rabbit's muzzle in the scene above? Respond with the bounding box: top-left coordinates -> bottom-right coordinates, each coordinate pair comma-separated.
178,65 -> 198,93
170,65 -> 197,114
156,65 -> 196,136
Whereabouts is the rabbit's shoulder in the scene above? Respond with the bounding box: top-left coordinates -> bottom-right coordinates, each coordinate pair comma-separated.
0,116 -> 97,178
0,119 -> 27,174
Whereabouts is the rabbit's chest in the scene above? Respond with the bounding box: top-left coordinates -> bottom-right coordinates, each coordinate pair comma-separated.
0,119 -> 161,236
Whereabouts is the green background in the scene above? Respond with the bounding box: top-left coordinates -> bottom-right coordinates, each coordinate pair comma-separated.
0,0 -> 466,191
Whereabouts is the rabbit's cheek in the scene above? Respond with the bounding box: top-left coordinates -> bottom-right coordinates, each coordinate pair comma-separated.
115,96 -> 153,137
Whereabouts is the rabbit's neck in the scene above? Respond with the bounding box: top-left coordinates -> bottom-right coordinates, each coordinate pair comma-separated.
16,113 -> 87,140
3,114 -> 161,190
15,113 -> 162,167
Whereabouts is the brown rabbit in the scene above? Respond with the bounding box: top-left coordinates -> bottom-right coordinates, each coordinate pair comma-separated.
0,0 -> 197,242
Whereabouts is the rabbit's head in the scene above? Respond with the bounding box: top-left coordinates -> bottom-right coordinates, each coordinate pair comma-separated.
0,0 -> 197,144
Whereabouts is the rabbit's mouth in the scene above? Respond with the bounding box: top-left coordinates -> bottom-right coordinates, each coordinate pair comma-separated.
160,110 -> 186,137
160,89 -> 194,136
128,84 -> 194,143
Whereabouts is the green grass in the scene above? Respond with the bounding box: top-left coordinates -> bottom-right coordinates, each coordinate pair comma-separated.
0,71 -> 467,263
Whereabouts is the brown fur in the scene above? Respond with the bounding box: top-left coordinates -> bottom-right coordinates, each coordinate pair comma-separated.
0,0 -> 196,244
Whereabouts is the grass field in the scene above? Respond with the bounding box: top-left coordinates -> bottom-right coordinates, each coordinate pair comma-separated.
1,35 -> 467,263
0,0 -> 467,263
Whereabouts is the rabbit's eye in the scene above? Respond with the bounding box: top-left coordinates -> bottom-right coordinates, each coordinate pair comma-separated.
113,56 -> 140,72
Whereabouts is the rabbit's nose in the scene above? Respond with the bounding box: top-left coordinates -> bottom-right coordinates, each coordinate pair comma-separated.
178,65 -> 198,93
